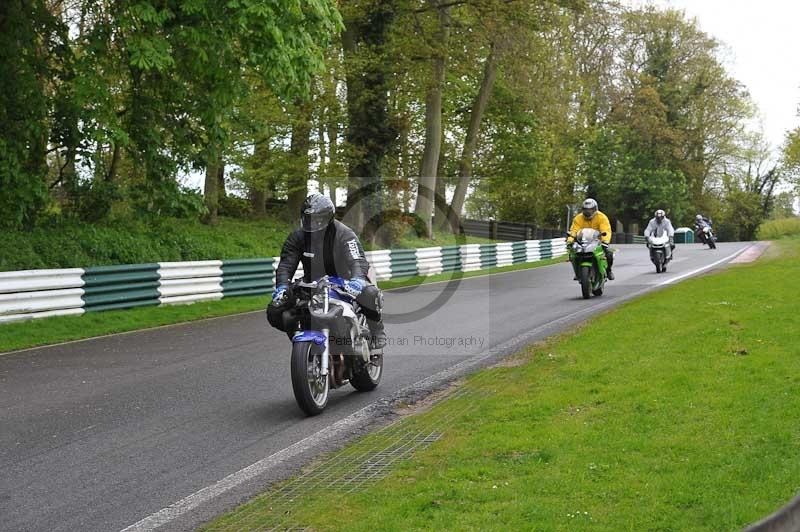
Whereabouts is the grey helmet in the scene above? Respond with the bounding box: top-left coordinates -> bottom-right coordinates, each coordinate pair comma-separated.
582,198 -> 598,219
300,193 -> 335,232
696,214 -> 703,221
655,209 -> 666,222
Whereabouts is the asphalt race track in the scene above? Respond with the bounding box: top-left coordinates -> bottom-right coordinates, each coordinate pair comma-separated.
0,242 -> 750,532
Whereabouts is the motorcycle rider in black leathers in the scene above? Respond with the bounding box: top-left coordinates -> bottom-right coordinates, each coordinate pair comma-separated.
267,194 -> 386,352
694,214 -> 713,244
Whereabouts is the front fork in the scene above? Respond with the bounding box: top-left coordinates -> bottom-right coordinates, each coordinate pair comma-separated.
321,290 -> 330,377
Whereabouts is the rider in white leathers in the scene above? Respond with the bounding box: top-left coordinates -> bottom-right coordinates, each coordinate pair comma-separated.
644,209 -> 676,259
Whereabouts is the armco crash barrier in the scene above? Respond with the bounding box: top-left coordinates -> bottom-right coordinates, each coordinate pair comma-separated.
0,238 -> 567,323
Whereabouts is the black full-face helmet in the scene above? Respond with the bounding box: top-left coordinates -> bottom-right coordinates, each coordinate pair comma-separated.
300,193 -> 335,232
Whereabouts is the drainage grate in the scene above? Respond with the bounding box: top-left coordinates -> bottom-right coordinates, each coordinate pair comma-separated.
204,384 -> 486,531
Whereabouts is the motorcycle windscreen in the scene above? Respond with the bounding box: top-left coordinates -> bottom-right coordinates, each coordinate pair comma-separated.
577,228 -> 600,242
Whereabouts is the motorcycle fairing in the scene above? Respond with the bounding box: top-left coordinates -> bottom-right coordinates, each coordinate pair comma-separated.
292,331 -> 327,345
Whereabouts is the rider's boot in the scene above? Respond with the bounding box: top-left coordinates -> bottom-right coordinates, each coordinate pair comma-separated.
607,268 -> 615,281
368,319 -> 386,356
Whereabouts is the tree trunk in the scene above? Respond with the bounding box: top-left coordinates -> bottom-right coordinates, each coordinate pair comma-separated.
318,120 -> 328,197
288,100 -> 313,216
326,117 -> 339,204
203,157 -> 220,225
342,2 -> 398,245
217,165 -> 226,200
106,143 -> 120,182
250,140 -> 269,217
61,147 -> 78,204
342,24 -> 365,233
318,119 -> 338,204
433,126 -> 449,232
414,1 -> 450,239
447,42 -> 499,228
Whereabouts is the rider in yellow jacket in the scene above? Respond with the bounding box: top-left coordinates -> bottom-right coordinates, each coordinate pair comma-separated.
568,198 -> 615,280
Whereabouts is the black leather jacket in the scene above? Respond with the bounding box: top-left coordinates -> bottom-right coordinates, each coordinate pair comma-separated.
694,217 -> 712,231
275,220 -> 370,286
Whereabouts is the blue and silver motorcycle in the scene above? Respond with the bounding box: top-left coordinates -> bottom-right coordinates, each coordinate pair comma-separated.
284,276 -> 382,416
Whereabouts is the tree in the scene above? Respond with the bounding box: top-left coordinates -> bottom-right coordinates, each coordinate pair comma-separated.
413,0 -> 451,238
341,0 -> 400,243
0,0 -> 65,229
784,126 -> 800,188
720,131 -> 783,240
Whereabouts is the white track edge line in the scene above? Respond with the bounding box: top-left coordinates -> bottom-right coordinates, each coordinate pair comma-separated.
657,245 -> 749,286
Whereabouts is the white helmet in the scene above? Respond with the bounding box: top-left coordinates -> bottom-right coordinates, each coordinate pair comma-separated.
696,214 -> 703,221
582,198 -> 598,219
655,209 -> 665,222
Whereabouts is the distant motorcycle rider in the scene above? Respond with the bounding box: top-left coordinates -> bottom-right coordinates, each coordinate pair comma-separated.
267,193 -> 386,351
694,214 -> 713,244
694,214 -> 712,229
644,209 -> 675,248
568,198 -> 615,280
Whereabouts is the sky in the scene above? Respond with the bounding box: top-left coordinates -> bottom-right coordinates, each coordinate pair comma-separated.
629,0 -> 800,153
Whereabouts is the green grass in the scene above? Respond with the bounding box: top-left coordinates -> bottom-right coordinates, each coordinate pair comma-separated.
756,217 -> 800,240
205,237 -> 800,531
0,256 -> 564,354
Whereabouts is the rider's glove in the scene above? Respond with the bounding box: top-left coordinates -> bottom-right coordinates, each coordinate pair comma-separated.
272,284 -> 288,303
344,278 -> 365,297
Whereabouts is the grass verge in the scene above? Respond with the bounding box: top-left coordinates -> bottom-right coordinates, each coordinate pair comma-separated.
0,256 -> 564,354
204,238 -> 800,531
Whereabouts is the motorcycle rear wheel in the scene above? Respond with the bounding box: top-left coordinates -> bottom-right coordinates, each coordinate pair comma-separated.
580,266 -> 592,299
291,341 -> 329,416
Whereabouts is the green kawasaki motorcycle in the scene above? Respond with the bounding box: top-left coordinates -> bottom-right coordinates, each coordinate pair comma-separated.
568,228 -> 609,299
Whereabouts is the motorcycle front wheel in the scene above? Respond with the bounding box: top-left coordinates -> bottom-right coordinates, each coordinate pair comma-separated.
580,265 -> 592,299
291,341 -> 329,416
709,240 -> 716,250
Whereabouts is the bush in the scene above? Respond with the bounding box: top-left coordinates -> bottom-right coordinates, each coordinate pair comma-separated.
714,220 -> 740,242
756,217 -> 800,240
0,216 -> 294,271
